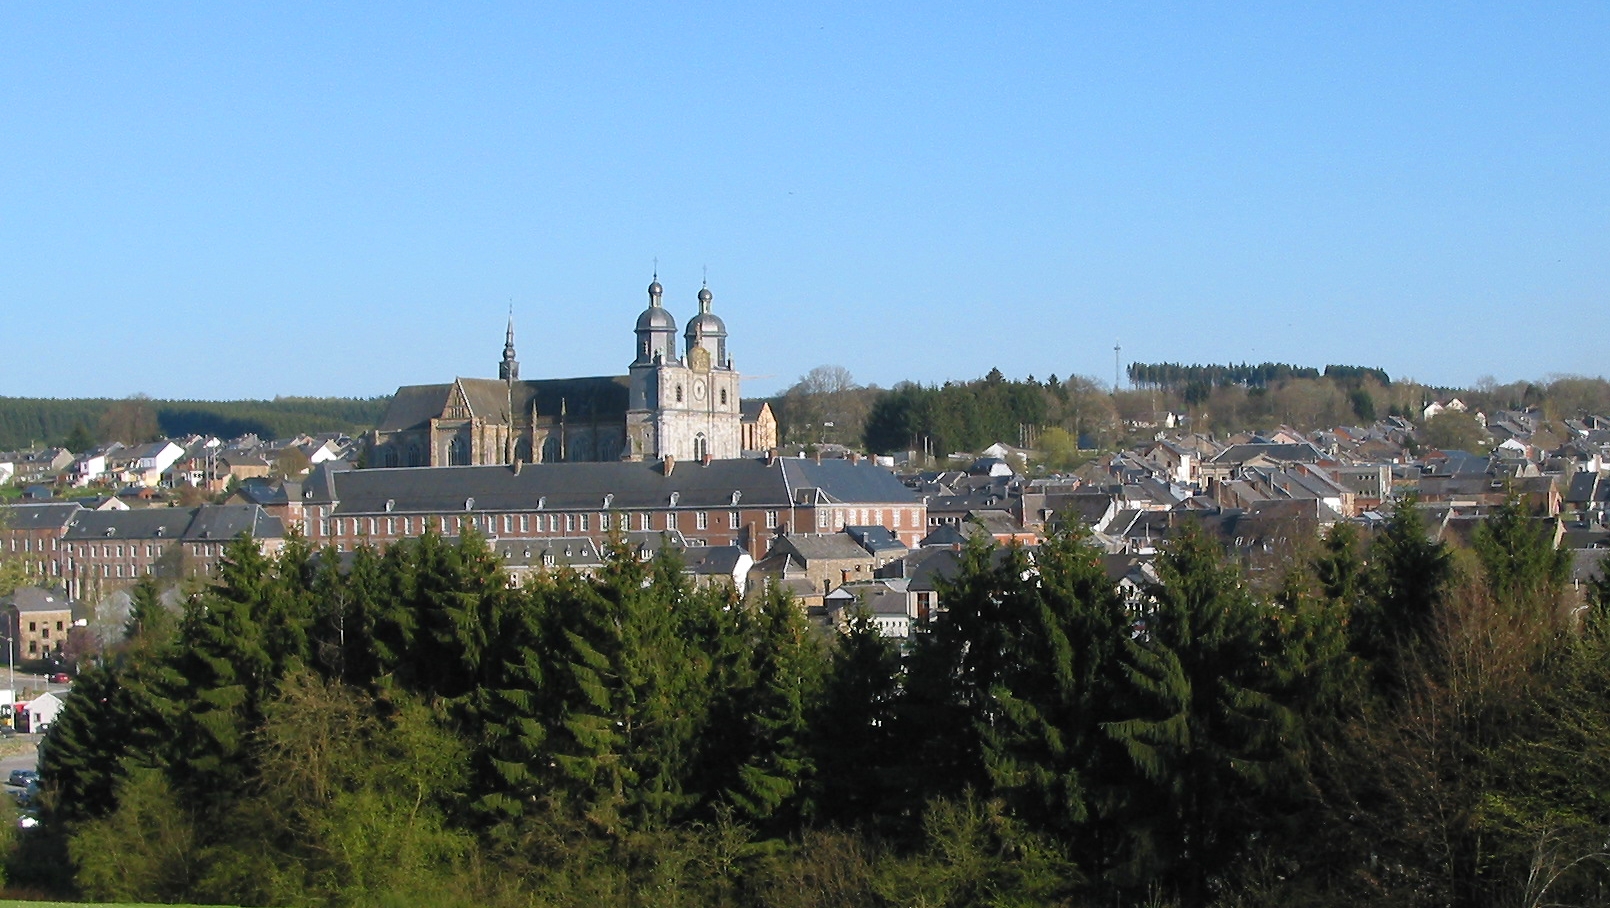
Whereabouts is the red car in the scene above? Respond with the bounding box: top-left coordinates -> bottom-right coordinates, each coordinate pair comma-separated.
48,673 -> 69,684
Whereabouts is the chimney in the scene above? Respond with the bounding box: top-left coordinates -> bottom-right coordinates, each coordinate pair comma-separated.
701,452 -> 712,467
849,452 -> 861,465
814,449 -> 822,465
512,459 -> 522,476
766,448 -> 777,466
663,455 -> 675,476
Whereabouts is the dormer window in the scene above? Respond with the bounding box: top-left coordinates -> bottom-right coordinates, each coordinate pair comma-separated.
730,490 -> 742,506
465,497 -> 475,511
385,499 -> 395,512
602,493 -> 614,509
669,491 -> 680,506
537,496 -> 546,510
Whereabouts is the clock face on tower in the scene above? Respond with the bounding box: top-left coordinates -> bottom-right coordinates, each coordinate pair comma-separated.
688,346 -> 712,373
693,379 -> 707,401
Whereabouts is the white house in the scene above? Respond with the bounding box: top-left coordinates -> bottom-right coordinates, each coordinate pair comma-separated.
19,691 -> 64,734
129,441 -> 186,487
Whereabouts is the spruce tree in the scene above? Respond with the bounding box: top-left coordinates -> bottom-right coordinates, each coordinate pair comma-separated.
1101,522 -> 1305,902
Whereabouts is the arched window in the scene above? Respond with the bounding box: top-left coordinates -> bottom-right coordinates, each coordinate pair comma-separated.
719,388 -> 728,406
676,385 -> 684,403
382,447 -> 398,468
693,433 -> 708,461
406,444 -> 422,467
448,435 -> 471,466
541,435 -> 561,464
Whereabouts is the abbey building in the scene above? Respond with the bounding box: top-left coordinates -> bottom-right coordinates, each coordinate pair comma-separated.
368,280 -> 776,468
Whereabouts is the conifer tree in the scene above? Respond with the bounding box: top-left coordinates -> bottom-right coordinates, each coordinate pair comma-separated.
1102,522 -> 1305,902
1354,495 -> 1451,692
810,607 -> 902,826
725,584 -> 826,832
1472,493 -> 1572,614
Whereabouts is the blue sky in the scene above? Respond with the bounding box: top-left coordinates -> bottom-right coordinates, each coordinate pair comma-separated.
3,3 -> 1606,401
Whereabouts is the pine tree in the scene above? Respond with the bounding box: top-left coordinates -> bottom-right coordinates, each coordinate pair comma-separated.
725,584 -> 826,832
1101,522 -> 1305,902
810,607 -> 902,826
1354,495 -> 1451,694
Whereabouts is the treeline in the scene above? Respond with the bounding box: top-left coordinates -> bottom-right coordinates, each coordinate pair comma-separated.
19,500 -> 1610,907
1126,361 -> 1392,392
862,369 -> 1049,456
0,396 -> 388,451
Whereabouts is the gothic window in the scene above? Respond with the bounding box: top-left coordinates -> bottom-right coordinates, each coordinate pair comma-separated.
676,385 -> 684,403
693,433 -> 708,461
515,438 -> 532,462
407,444 -> 422,467
542,435 -> 561,464
448,435 -> 471,466
382,447 -> 398,467
720,388 -> 728,406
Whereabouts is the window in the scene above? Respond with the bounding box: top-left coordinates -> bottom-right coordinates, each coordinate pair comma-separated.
520,515 -> 529,533
640,513 -> 651,531
28,622 -> 35,632
676,385 -> 684,403
766,510 -> 779,529
386,518 -> 396,536
817,511 -> 828,528
696,511 -> 708,530
666,512 -> 677,531
720,388 -> 728,406
55,621 -> 62,632
565,514 -> 575,533
729,511 -> 739,528
504,515 -> 513,533
600,513 -> 611,531
579,514 -> 589,532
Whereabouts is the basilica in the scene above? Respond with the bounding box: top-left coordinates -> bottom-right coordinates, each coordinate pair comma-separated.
368,279 -> 776,468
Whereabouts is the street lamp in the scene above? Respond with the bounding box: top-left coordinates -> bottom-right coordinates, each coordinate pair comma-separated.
0,628 -> 13,730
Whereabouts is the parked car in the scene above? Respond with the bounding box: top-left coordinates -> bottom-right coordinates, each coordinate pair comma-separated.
8,770 -> 37,789
48,673 -> 69,684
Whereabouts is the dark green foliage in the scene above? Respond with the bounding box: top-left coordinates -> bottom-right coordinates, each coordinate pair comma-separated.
810,608 -> 901,826
1472,494 -> 1572,611
0,395 -> 386,450
31,504 -> 1610,907
1352,497 -> 1452,692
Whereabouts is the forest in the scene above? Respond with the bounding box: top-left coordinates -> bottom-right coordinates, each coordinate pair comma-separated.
772,365 -> 1610,459
8,497 -> 1610,908
0,396 -> 387,451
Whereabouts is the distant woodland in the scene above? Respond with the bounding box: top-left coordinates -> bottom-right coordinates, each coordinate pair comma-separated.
4,361 -> 1608,462
770,363 -> 1610,457
0,396 -> 388,450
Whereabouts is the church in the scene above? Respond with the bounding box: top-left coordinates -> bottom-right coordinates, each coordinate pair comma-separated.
367,279 -> 777,468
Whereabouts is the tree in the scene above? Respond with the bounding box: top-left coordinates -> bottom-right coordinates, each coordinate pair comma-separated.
1101,522 -> 1307,901
97,394 -> 160,445
810,608 -> 902,826
1353,497 -> 1452,694
1420,410 -> 1489,453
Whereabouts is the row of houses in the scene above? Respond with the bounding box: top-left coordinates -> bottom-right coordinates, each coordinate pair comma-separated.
2,432 -> 360,494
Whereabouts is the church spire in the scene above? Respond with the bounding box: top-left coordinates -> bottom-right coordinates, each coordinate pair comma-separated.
500,308 -> 520,382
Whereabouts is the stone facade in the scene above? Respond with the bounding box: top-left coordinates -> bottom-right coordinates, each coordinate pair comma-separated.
371,279 -> 753,468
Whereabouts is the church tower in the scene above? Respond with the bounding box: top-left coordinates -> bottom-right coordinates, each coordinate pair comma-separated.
499,313 -> 520,382
626,277 -> 742,461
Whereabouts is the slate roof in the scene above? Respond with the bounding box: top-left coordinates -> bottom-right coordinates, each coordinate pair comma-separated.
378,376 -> 632,432
5,587 -> 74,613
61,505 -> 283,542
316,457 -> 918,516
0,502 -> 82,531
183,504 -> 283,542
776,533 -> 875,562
1211,442 -> 1324,465
844,525 -> 907,556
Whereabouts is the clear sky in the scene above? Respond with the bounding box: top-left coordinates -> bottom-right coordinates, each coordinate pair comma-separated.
3,3 -> 1606,401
